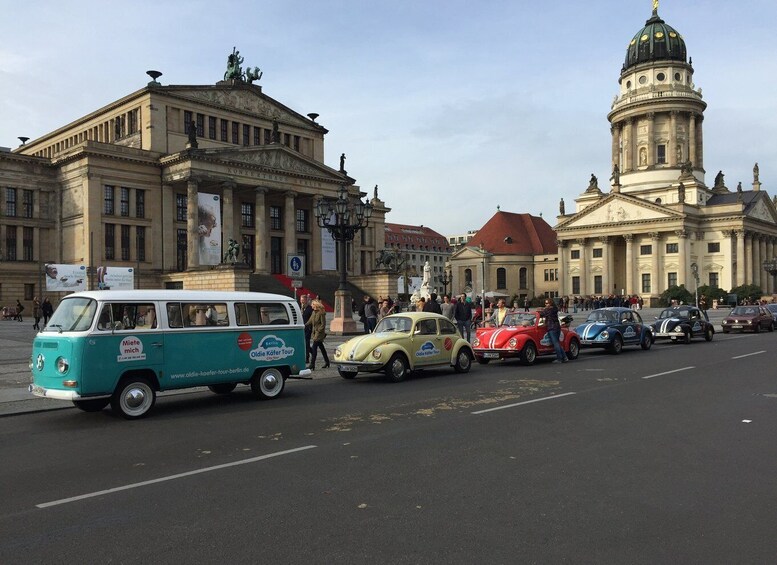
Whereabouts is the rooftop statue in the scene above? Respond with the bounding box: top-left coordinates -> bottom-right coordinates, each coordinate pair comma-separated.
754,162 -> 759,182
714,170 -> 724,188
223,47 -> 262,83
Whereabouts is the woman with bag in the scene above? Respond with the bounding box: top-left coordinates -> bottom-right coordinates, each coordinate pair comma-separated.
306,299 -> 330,370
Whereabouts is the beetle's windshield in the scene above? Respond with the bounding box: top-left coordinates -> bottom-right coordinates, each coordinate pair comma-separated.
42,297 -> 97,332
585,310 -> 618,323
658,309 -> 687,320
375,316 -> 412,334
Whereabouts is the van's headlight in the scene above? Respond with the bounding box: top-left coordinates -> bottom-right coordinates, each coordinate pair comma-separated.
56,357 -> 69,374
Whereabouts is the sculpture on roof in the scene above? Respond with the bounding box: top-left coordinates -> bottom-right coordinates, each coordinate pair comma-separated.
678,182 -> 685,203
589,173 -> 598,189
339,153 -> 347,174
737,181 -> 743,192
754,162 -> 760,183
223,47 -> 262,83
680,161 -> 694,178
374,185 -> 379,200
714,170 -> 724,189
610,163 -> 620,185
559,198 -> 565,215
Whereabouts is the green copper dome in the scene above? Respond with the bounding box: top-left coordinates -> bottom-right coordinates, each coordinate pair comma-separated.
623,9 -> 687,71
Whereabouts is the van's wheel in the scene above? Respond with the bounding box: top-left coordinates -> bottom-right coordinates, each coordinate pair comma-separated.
111,378 -> 156,419
73,398 -> 109,412
385,353 -> 409,383
520,342 -> 537,365
208,383 -> 237,394
250,368 -> 285,400
454,349 -> 472,373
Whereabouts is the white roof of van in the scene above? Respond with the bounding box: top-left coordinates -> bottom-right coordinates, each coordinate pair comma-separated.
63,290 -> 294,302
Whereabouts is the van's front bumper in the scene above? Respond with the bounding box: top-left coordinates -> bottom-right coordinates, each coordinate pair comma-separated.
29,383 -> 81,400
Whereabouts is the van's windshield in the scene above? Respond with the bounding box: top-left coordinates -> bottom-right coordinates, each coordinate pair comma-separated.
43,298 -> 97,332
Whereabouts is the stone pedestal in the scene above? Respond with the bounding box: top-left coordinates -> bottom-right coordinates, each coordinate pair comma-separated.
329,289 -> 359,336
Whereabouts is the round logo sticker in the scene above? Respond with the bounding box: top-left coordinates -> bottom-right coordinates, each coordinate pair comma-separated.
444,337 -> 453,351
237,332 -> 253,351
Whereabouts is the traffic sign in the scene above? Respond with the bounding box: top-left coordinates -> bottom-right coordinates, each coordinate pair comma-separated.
291,279 -> 303,288
287,254 -> 304,278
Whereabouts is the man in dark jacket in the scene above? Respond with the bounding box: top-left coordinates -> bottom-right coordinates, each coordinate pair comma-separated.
540,298 -> 567,363
454,294 -> 472,340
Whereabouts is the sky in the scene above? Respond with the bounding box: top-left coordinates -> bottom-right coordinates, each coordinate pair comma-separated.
1,0 -> 776,237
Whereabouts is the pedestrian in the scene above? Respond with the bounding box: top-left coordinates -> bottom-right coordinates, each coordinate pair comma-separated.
424,292 -> 442,314
454,293 -> 472,341
41,297 -> 54,325
489,298 -> 510,327
32,297 -> 42,330
14,300 -> 25,322
299,294 -> 313,363
364,296 -> 378,332
305,299 -> 330,370
440,294 -> 456,321
541,298 -> 567,363
358,295 -> 369,333
378,299 -> 393,322
523,297 -> 530,312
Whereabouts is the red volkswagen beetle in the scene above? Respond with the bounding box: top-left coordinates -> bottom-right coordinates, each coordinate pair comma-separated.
472,311 -> 580,365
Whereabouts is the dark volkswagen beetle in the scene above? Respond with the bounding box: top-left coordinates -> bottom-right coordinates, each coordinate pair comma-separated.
650,305 -> 714,343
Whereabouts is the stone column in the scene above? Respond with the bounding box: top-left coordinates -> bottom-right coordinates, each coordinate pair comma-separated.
221,182 -> 235,247
677,230 -> 689,287
577,238 -> 587,296
755,235 -> 765,289
696,115 -> 704,171
767,237 -> 775,294
669,111 -> 679,166
600,236 -> 611,295
254,187 -> 268,274
284,191 -> 297,260
646,113 -> 655,167
689,113 -> 697,167
744,232 -> 753,286
651,232 -> 662,295
161,184 -> 175,271
610,124 -> 620,172
187,178 -> 199,269
625,119 -> 635,172
624,234 -> 634,295
557,240 -> 567,296
735,230 -> 746,287
311,197 -> 322,273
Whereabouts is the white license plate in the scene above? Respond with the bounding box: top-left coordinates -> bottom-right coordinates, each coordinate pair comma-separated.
483,352 -> 500,359
338,365 -> 358,373
731,325 -> 743,329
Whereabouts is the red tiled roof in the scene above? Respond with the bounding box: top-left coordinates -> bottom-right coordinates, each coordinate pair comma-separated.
384,223 -> 450,250
467,211 -> 557,255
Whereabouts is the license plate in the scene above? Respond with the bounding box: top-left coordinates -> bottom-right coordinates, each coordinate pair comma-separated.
483,352 -> 500,359
338,365 -> 358,373
731,325 -> 743,329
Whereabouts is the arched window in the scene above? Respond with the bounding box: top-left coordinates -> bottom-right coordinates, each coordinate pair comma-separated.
465,268 -> 473,286
496,268 -> 506,289
519,267 -> 527,289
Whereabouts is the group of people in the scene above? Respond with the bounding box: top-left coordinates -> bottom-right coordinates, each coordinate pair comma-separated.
550,295 -> 645,313
2,298 -> 53,329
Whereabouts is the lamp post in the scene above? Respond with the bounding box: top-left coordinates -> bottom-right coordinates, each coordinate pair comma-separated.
437,261 -> 452,297
314,185 -> 373,335
763,259 -> 777,295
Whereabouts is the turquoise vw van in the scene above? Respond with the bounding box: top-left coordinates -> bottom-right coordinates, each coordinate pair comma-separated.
29,290 -> 311,419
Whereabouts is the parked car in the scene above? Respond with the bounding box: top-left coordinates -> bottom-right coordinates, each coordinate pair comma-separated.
472,310 -> 580,365
650,305 -> 715,343
721,305 -> 774,333
334,312 -> 474,382
765,304 -> 777,330
574,307 -> 653,354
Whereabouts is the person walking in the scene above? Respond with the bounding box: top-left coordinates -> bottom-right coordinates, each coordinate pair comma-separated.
454,293 -> 472,341
541,298 -> 567,363
14,300 -> 25,322
306,299 -> 330,370
299,294 -> 313,364
32,297 -> 42,330
364,296 -> 378,332
440,295 -> 456,321
41,297 -> 54,325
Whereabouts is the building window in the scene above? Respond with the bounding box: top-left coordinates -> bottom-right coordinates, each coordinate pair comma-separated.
121,225 -> 131,260
496,268 -> 506,289
104,185 -> 115,215
270,206 -> 282,230
136,190 -> 145,218
465,269 -> 472,287
665,243 -> 678,254
293,135 -> 300,151
220,120 -> 228,142
208,116 -> 217,140
657,144 -> 666,164
283,133 -> 291,147
184,111 -> 193,133
5,226 -> 16,260
640,244 -> 652,255
196,113 -> 205,137
592,248 -> 602,258
114,114 -> 126,139
667,272 -> 677,288
136,226 -> 146,262
642,274 -> 651,293
243,124 -> 250,146
243,235 -> 254,270
594,275 -> 602,294
296,209 -> 308,233
22,227 -> 33,261
24,283 -> 35,301
708,242 -> 720,253
544,269 -> 557,282
264,129 -> 272,144
120,187 -> 130,217
6,188 -> 17,217
176,228 -> 187,271
519,267 -> 527,288
232,121 -> 239,144
176,194 -> 187,222
105,224 -> 115,260
128,109 -> 138,134
572,276 -> 580,295
270,237 -> 283,274
22,190 -> 33,218
570,249 -> 580,259
241,202 -> 254,228
254,127 -> 261,145
709,272 -> 719,288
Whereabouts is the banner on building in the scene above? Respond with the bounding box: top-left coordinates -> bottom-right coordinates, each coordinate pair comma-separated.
397,276 -> 423,295
96,266 -> 135,290
44,264 -> 87,291
197,193 -> 222,266
321,216 -> 337,271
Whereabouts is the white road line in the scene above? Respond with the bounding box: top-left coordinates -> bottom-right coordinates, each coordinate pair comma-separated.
36,445 -> 317,509
642,366 -> 695,379
732,350 -> 766,359
472,392 -> 576,415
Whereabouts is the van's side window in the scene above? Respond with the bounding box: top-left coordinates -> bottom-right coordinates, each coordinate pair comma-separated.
166,303 -> 183,328
182,303 -> 229,327
237,303 -> 290,326
97,303 -> 156,331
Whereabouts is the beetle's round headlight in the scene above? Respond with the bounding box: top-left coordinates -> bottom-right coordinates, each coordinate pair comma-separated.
56,357 -> 69,374
371,348 -> 382,360
674,326 -> 683,332
508,337 -> 517,348
335,346 -> 342,358
600,330 -> 609,340
472,338 -> 481,347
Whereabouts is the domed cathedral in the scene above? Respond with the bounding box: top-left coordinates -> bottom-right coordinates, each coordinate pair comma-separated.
554,1 -> 777,305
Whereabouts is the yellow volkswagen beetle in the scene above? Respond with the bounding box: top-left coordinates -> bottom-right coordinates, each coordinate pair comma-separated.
334,312 -> 474,382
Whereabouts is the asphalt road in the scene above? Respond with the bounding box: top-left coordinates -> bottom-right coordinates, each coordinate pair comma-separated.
1,328 -> 776,563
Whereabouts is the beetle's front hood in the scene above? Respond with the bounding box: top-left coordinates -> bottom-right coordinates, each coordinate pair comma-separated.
338,332 -> 409,361
652,318 -> 683,332
574,322 -> 612,339
475,326 -> 526,349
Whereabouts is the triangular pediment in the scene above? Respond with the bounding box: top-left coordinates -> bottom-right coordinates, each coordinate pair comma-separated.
747,195 -> 777,223
451,245 -> 488,261
196,145 -> 346,181
556,193 -> 683,230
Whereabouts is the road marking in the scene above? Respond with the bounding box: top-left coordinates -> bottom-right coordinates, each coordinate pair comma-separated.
732,351 -> 766,360
642,366 -> 695,379
36,445 -> 317,509
472,392 -> 576,415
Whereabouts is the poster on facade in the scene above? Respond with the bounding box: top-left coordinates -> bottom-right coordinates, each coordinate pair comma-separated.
397,276 -> 423,295
197,193 -> 222,266
44,264 -> 87,291
96,266 -> 135,290
321,216 -> 337,271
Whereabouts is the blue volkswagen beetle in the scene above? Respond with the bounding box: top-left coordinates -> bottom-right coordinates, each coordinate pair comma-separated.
574,307 -> 653,354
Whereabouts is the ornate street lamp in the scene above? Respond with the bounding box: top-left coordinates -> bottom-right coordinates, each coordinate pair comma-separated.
437,261 -> 452,297
763,259 -> 777,294
314,185 -> 373,334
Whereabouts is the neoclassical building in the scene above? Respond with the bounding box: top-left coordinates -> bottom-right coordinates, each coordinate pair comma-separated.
555,5 -> 777,304
0,52 -> 389,307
